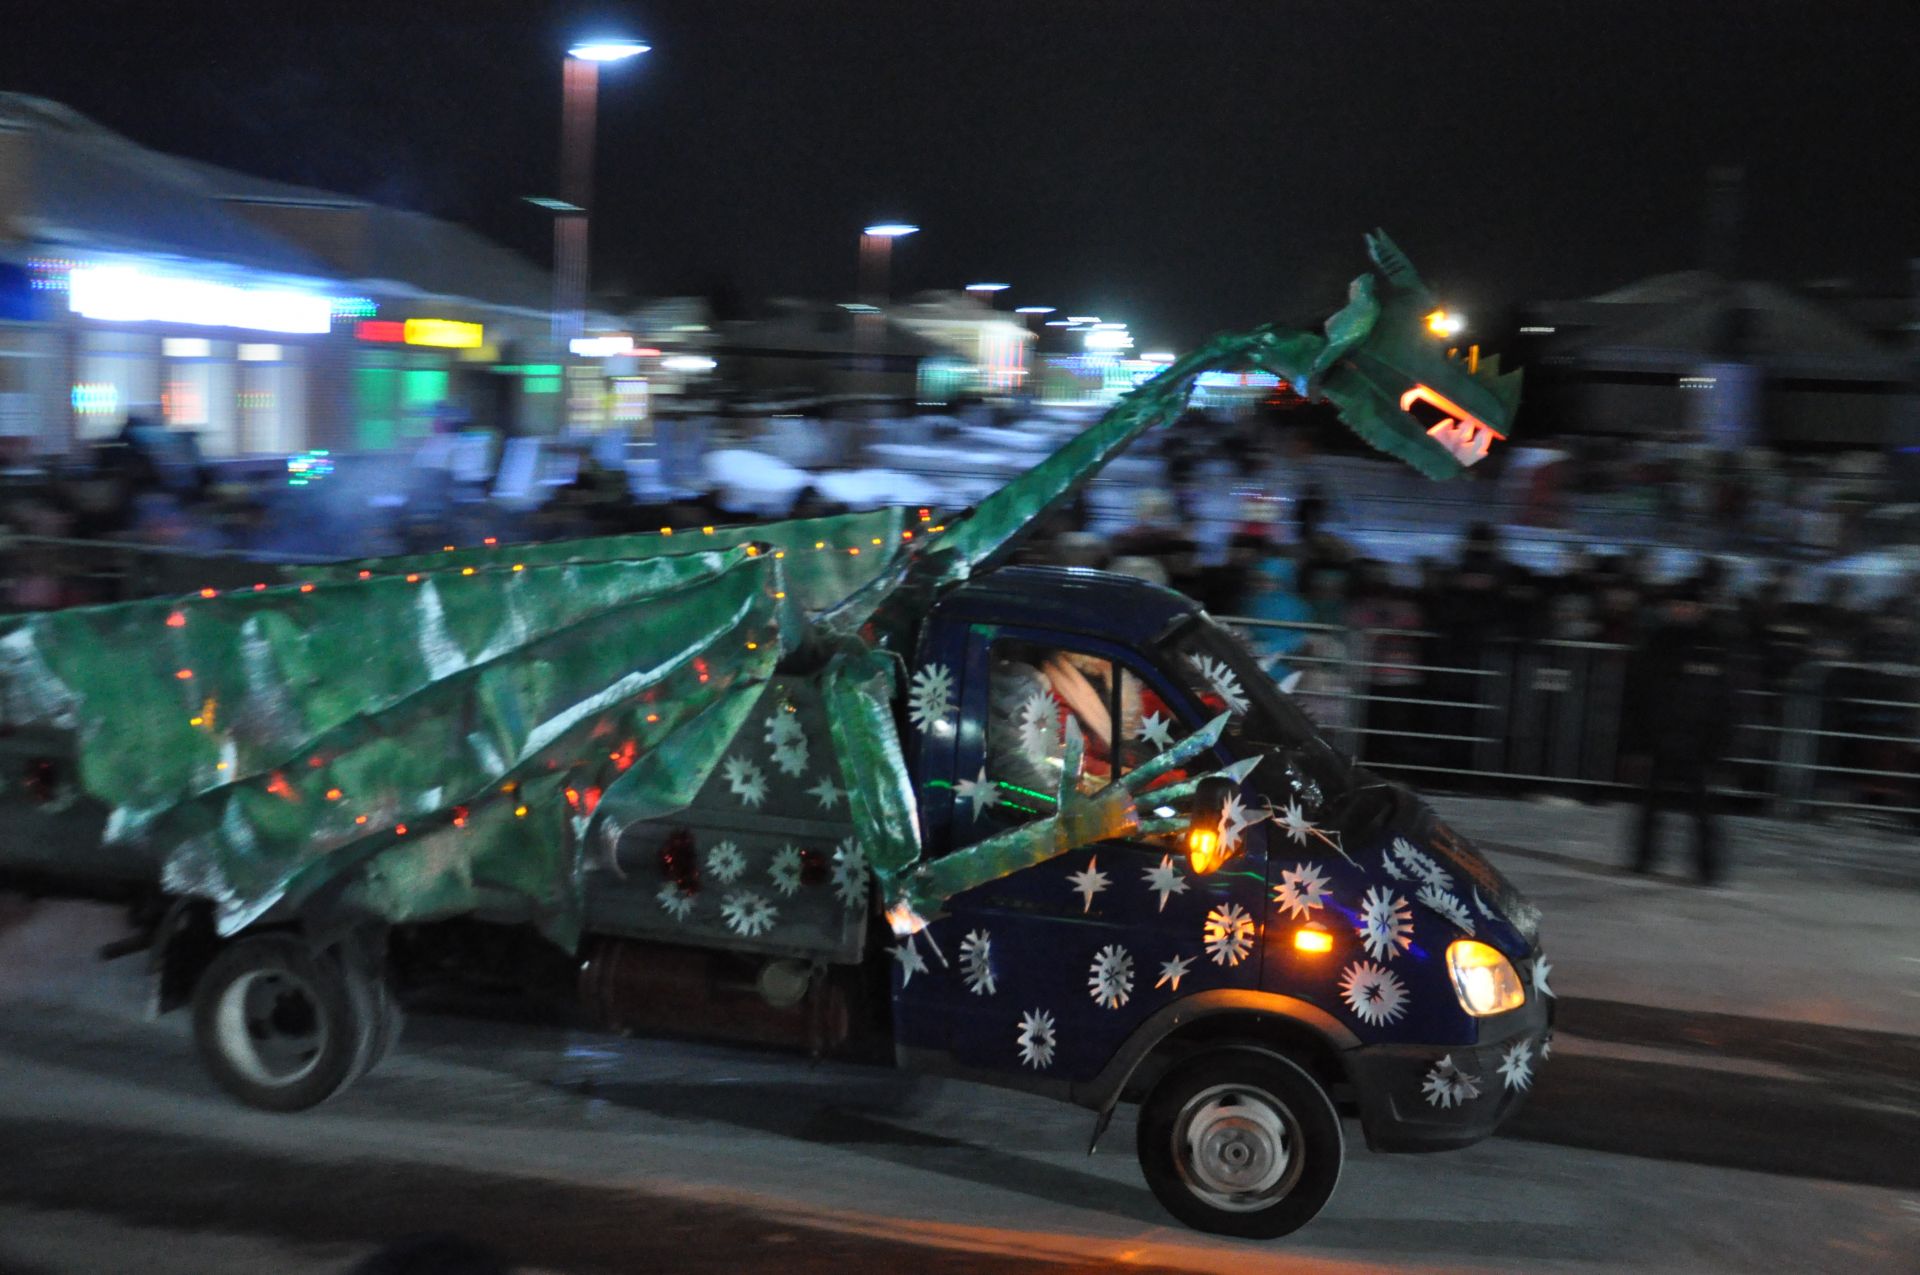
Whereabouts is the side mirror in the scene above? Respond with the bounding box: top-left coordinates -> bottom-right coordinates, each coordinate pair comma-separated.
1187,776 -> 1235,875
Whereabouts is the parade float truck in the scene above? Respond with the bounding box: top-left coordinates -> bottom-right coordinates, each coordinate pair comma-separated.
0,235 -> 1552,1238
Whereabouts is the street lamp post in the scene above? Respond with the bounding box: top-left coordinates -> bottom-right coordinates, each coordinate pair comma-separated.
856,223 -> 917,388
552,37 -> 649,349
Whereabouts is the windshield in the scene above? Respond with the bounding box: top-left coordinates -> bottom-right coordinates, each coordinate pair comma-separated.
1160,615 -> 1353,797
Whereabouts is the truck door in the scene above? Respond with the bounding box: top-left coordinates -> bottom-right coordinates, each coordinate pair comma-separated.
896,624 -> 1268,1084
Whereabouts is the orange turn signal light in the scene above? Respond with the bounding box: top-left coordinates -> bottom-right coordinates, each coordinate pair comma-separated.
1293,927 -> 1334,954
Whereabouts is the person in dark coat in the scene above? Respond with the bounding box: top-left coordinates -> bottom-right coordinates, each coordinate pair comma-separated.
1621,585 -> 1738,884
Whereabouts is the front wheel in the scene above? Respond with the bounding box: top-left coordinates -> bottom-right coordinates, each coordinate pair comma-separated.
1136,1048 -> 1344,1238
191,935 -> 379,1111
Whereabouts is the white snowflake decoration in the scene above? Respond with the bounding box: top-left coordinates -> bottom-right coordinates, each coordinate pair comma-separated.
893,938 -> 928,987
1356,886 -> 1414,961
1276,799 -> 1318,847
1338,960 -> 1410,1026
705,839 -> 746,883
907,664 -> 956,733
1155,954 -> 1193,991
1498,1039 -> 1534,1092
768,845 -> 803,896
1203,903 -> 1256,967
1016,1008 -> 1057,1069
1380,850 -> 1410,881
1539,1031 -> 1554,1061
831,838 -> 869,909
954,766 -> 1001,821
1016,689 -> 1058,763
1066,856 -> 1110,913
1137,711 -> 1173,751
1087,944 -> 1135,1009
1421,1055 -> 1482,1109
656,882 -> 695,920
1273,862 -> 1332,920
1532,954 -> 1554,999
1142,855 -> 1189,911
1473,887 -> 1497,920
960,930 -> 996,996
1391,837 -> 1452,890
764,711 -> 809,776
1187,653 -> 1249,715
808,776 -> 846,810
720,890 -> 777,938
1415,882 -> 1475,935
723,755 -> 767,808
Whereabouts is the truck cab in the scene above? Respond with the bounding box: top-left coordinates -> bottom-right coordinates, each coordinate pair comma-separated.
890,565 -> 1552,1235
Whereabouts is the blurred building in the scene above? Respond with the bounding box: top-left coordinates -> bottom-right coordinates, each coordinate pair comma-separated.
709,299 -> 944,405
0,92 -> 599,463
887,291 -> 1034,397
1513,271 -> 1912,449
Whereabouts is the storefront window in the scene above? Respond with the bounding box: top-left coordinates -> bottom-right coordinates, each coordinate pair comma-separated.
76,331 -> 159,441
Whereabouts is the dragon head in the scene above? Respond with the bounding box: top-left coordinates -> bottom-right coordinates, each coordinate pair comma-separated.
1277,230 -> 1522,480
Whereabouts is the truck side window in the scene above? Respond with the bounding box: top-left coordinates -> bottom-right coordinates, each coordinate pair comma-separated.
984,641 -> 1120,823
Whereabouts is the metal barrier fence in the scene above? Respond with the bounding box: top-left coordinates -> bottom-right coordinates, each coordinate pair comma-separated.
1221,616 -> 1920,822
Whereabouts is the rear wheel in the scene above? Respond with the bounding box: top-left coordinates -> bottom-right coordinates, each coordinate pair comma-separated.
191,935 -> 377,1111
1136,1048 -> 1344,1238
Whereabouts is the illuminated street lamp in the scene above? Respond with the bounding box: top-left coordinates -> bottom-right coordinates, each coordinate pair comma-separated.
1013,305 -> 1055,315
553,34 -> 650,347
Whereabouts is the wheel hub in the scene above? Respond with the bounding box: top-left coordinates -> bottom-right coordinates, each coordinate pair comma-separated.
1177,1085 -> 1301,1210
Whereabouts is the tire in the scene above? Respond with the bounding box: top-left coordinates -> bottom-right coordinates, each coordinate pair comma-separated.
355,973 -> 406,1079
191,935 -> 377,1112
1136,1048 -> 1344,1239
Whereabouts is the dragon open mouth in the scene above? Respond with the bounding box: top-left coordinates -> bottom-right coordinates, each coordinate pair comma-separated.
1399,385 -> 1506,467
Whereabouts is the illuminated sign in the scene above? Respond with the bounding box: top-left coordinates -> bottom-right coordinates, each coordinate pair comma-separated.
1399,385 -> 1505,467
570,335 -> 636,357
403,318 -> 484,349
69,265 -> 332,334
355,320 -> 405,343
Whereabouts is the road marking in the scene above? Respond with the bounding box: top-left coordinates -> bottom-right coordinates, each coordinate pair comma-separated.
1550,1033 -> 1811,1082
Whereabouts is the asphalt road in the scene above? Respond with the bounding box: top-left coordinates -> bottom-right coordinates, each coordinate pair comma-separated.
0,983 -> 1914,1275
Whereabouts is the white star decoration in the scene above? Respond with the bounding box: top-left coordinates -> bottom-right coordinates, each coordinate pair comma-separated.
764,711 -> 809,776
723,755 -> 767,808
705,840 -> 745,883
1415,882 -> 1475,935
831,838 -> 868,909
1338,959 -> 1410,1026
1142,855 -> 1189,911
808,776 -> 846,810
1532,954 -> 1554,999
1016,690 -> 1058,763
1087,944 -> 1135,1009
1273,862 -> 1332,920
720,890 -> 777,938
1498,1039 -> 1535,1091
1155,954 -> 1193,991
1219,791 -> 1264,854
656,882 -> 695,920
1187,653 -> 1250,715
1066,857 -> 1110,913
1391,837 -> 1452,891
907,664 -> 956,733
892,938 -> 928,987
960,930 -> 996,996
954,766 -> 1001,821
1539,1032 -> 1554,1061
1137,712 -> 1174,751
768,845 -> 803,896
1016,1008 -> 1057,1069
1357,885 -> 1414,961
1203,903 -> 1256,966
1277,800 -> 1318,846
1421,1055 -> 1482,1109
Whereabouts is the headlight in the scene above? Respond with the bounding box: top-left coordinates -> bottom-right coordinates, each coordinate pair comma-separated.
1447,939 -> 1526,1017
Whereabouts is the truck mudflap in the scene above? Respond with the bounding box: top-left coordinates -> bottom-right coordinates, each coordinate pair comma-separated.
1345,993 -> 1553,1153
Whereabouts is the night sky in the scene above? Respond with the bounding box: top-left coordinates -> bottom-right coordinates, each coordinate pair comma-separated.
8,1 -> 1918,348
